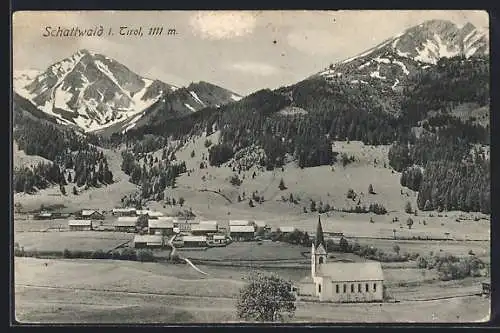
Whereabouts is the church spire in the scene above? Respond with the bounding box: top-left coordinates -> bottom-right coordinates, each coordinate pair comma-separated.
315,214 -> 325,248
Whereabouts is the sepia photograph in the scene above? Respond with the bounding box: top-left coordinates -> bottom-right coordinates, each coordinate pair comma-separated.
12,10 -> 490,324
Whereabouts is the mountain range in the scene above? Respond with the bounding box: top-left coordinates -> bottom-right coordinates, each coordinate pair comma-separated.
13,19 -> 488,136
13,49 -> 241,133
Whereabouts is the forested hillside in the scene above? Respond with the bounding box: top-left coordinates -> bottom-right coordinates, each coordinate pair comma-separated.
13,96 -> 114,194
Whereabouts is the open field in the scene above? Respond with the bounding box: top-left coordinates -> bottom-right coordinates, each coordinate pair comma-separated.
14,231 -> 133,252
14,257 -> 490,323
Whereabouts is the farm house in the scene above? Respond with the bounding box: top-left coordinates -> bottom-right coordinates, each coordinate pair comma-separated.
229,220 -> 252,226
181,235 -> 208,247
34,212 -> 53,220
229,225 -> 255,241
133,235 -> 163,248
112,208 -> 136,216
191,221 -> 218,235
79,209 -> 105,220
174,220 -> 198,232
113,217 -> 138,232
148,219 -> 174,235
68,219 -> 93,231
279,226 -> 297,234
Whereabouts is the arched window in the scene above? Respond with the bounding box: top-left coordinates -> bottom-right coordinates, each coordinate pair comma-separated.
365,283 -> 369,292
319,257 -> 324,264
373,283 -> 377,292
358,284 -> 361,293
336,284 -> 339,293
351,284 -> 354,293
318,284 -> 322,293
343,284 -> 347,293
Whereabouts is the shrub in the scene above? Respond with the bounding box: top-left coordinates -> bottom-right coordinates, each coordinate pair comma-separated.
120,248 -> 137,261
278,178 -> 287,191
368,184 -> 375,194
405,201 -> 413,214
63,249 -> 72,258
230,174 -> 243,186
204,139 -> 212,148
111,251 -> 121,260
347,188 -> 356,199
91,249 -> 110,259
137,249 -> 155,262
369,203 -> 387,215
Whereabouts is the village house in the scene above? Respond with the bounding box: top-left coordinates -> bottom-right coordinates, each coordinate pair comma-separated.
229,220 -> 253,227
296,216 -> 384,303
181,235 -> 208,247
191,221 -> 218,235
68,219 -> 93,231
174,219 -> 198,232
34,211 -> 53,220
113,216 -> 138,232
148,219 -> 174,235
279,226 -> 297,234
133,235 -> 163,248
229,225 -> 256,241
79,209 -> 105,220
209,234 -> 228,246
112,208 -> 137,217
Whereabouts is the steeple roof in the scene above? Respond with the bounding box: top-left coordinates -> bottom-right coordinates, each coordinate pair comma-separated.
315,214 -> 325,248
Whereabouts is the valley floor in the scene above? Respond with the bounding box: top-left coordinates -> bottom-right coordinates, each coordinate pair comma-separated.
14,257 -> 490,324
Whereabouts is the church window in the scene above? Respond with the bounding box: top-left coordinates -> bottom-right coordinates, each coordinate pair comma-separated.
336,284 -> 339,293
358,284 -> 361,293
318,284 -> 322,293
351,284 -> 354,293
366,283 -> 369,292
319,257 -> 324,264
373,283 -> 377,292
343,284 -> 346,293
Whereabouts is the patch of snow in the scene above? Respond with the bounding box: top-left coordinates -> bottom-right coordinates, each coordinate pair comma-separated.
392,38 -> 400,49
231,94 -> 242,101
53,86 -> 74,111
189,91 -> 206,107
370,66 -> 386,80
465,46 -> 479,58
391,79 -> 400,90
358,61 -> 371,70
94,60 -> 131,99
374,57 -> 391,64
393,60 -> 410,75
396,49 -> 411,58
184,103 -> 196,112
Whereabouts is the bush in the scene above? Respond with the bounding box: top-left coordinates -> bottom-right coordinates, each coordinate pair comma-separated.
369,203 -> 387,215
63,249 -> 72,258
230,174 -> 242,186
347,188 -> 356,199
120,248 -> 137,261
91,249 -> 110,259
278,178 -> 287,191
204,139 -> 212,148
137,249 -> 155,262
405,201 -> 413,214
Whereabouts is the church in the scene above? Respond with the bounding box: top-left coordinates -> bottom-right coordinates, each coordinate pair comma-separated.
296,216 -> 384,303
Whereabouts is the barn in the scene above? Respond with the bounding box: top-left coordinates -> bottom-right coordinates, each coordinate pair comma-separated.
148,219 -> 174,235
112,208 -> 136,216
229,220 -> 252,226
34,212 -> 53,220
68,219 -> 93,231
181,235 -> 208,247
133,235 -> 163,248
113,217 -> 138,232
229,225 -> 255,241
79,210 -> 105,220
174,220 -> 198,232
191,221 -> 218,235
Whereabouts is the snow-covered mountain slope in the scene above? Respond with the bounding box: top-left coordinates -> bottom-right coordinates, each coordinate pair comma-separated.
13,49 -> 241,133
317,20 -> 488,91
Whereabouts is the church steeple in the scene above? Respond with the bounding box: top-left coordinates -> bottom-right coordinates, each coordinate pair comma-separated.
315,214 -> 325,248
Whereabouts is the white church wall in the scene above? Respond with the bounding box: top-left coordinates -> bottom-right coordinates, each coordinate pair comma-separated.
319,279 -> 384,302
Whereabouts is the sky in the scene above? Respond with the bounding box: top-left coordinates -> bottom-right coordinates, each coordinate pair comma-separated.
12,10 -> 489,96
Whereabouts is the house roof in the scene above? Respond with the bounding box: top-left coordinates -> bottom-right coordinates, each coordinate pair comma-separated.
229,220 -> 251,226
68,219 -> 92,226
81,209 -> 102,216
279,226 -> 297,233
112,208 -> 136,213
147,211 -> 164,217
316,262 -> 384,281
114,216 -> 138,227
38,212 -> 52,217
148,220 -> 174,229
156,216 -> 176,221
182,235 -> 207,242
213,235 -> 226,240
230,225 -> 255,233
191,224 -> 218,232
199,220 -> 218,226
134,235 -> 163,244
